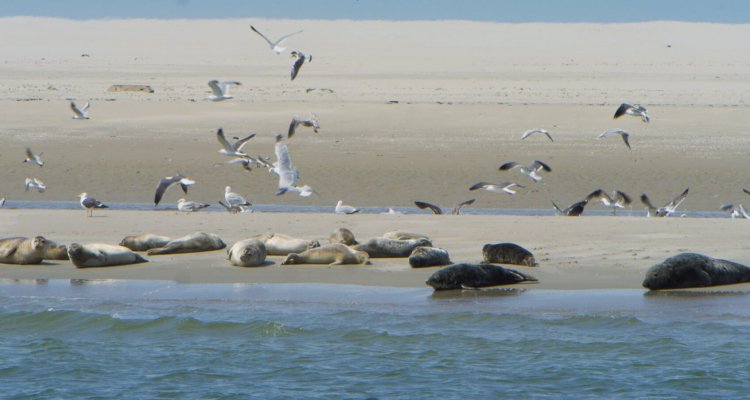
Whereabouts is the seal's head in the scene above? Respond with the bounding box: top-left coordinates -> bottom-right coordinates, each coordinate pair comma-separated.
355,251 -> 371,265
31,236 -> 47,250
307,240 -> 321,250
642,253 -> 712,290
66,243 -> 84,259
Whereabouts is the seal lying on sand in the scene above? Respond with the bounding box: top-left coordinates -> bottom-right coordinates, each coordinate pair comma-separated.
42,240 -> 69,260
354,237 -> 432,258
227,239 -> 267,267
0,236 -> 48,265
282,244 -> 370,265
642,253 -> 750,290
259,233 -> 320,256
147,232 -> 226,255
67,243 -> 148,268
382,231 -> 431,241
120,233 -> 172,251
482,242 -> 538,267
426,263 -> 538,291
409,246 -> 451,268
329,228 -> 358,246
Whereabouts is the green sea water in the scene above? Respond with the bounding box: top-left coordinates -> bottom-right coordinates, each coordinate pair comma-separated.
1,281 -> 749,399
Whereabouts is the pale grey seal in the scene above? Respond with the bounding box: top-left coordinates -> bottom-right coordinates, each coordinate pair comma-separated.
329,227 -> 358,246
147,232 -> 226,255
0,236 -> 48,265
227,239 -> 267,267
119,233 -> 172,252
67,243 -> 148,268
259,232 -> 320,256
354,237 -> 432,258
282,244 -> 370,265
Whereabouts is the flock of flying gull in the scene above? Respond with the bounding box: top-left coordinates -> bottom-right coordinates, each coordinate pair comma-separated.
2,26 -> 747,219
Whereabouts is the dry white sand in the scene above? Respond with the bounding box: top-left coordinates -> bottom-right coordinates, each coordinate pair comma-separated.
1,18 -> 750,289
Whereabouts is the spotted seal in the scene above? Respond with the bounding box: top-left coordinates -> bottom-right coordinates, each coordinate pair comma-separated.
282,244 -> 370,265
426,263 -> 538,291
67,243 -> 148,268
382,231 -> 431,241
147,232 -> 226,255
227,239 -> 267,267
0,236 -> 48,265
643,253 -> 750,290
481,242 -> 538,267
408,246 -> 451,268
119,233 -> 172,251
354,237 -> 432,258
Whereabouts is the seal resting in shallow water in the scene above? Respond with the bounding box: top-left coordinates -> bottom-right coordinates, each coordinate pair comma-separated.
481,242 -> 538,267
426,263 -> 538,291
119,233 -> 172,251
147,232 -> 226,255
67,243 -> 148,268
329,227 -> 358,246
282,244 -> 370,265
0,236 -> 48,265
409,246 -> 451,268
354,237 -> 432,258
227,239 -> 267,267
259,232 -> 320,256
642,253 -> 750,290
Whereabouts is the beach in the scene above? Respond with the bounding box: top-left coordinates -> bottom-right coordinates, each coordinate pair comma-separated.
1,18 -> 750,288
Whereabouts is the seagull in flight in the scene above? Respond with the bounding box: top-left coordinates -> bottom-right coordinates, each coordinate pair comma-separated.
552,199 -> 588,216
154,173 -> 195,206
177,198 -> 210,212
78,192 -> 108,217
720,203 -> 750,219
70,101 -> 90,119
290,50 -> 312,81
250,25 -> 303,54
520,129 -> 554,142
216,128 -> 255,157
614,103 -> 650,123
288,113 -> 320,138
207,80 -> 241,101
586,189 -> 632,215
272,134 -> 318,197
499,160 -> 552,182
24,178 -> 46,193
23,148 -> 44,167
414,199 -> 475,215
598,129 -> 631,150
641,188 -> 689,217
469,181 -> 524,195
335,200 -> 360,214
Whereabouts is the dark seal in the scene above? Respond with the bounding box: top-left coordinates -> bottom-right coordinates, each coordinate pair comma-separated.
481,242 -> 538,267
642,253 -> 750,290
408,246 -> 451,268
426,263 -> 538,291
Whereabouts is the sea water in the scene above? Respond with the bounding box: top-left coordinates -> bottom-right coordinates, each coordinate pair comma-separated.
1,281 -> 749,399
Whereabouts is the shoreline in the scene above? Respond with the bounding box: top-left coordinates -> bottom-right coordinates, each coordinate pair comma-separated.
2,209 -> 750,292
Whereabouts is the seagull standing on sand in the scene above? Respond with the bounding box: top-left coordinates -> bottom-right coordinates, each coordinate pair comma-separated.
335,200 -> 360,214
70,101 -> 90,119
520,129 -> 554,142
586,189 -> 632,215
79,192 -> 108,217
154,173 -> 195,206
23,148 -> 44,167
218,200 -> 243,214
272,134 -> 318,197
598,129 -> 631,150
250,25 -> 303,54
641,188 -> 689,217
470,182 -> 524,195
499,160 -> 552,182
225,186 -> 251,211
207,80 -> 241,101
290,50 -> 311,81
614,103 -> 650,122
177,198 -> 210,212
414,199 -> 475,215
216,128 -> 255,157
552,199 -> 588,216
288,113 -> 320,138
24,178 -> 46,193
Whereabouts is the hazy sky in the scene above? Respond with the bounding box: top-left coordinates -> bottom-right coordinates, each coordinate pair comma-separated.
4,0 -> 750,23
